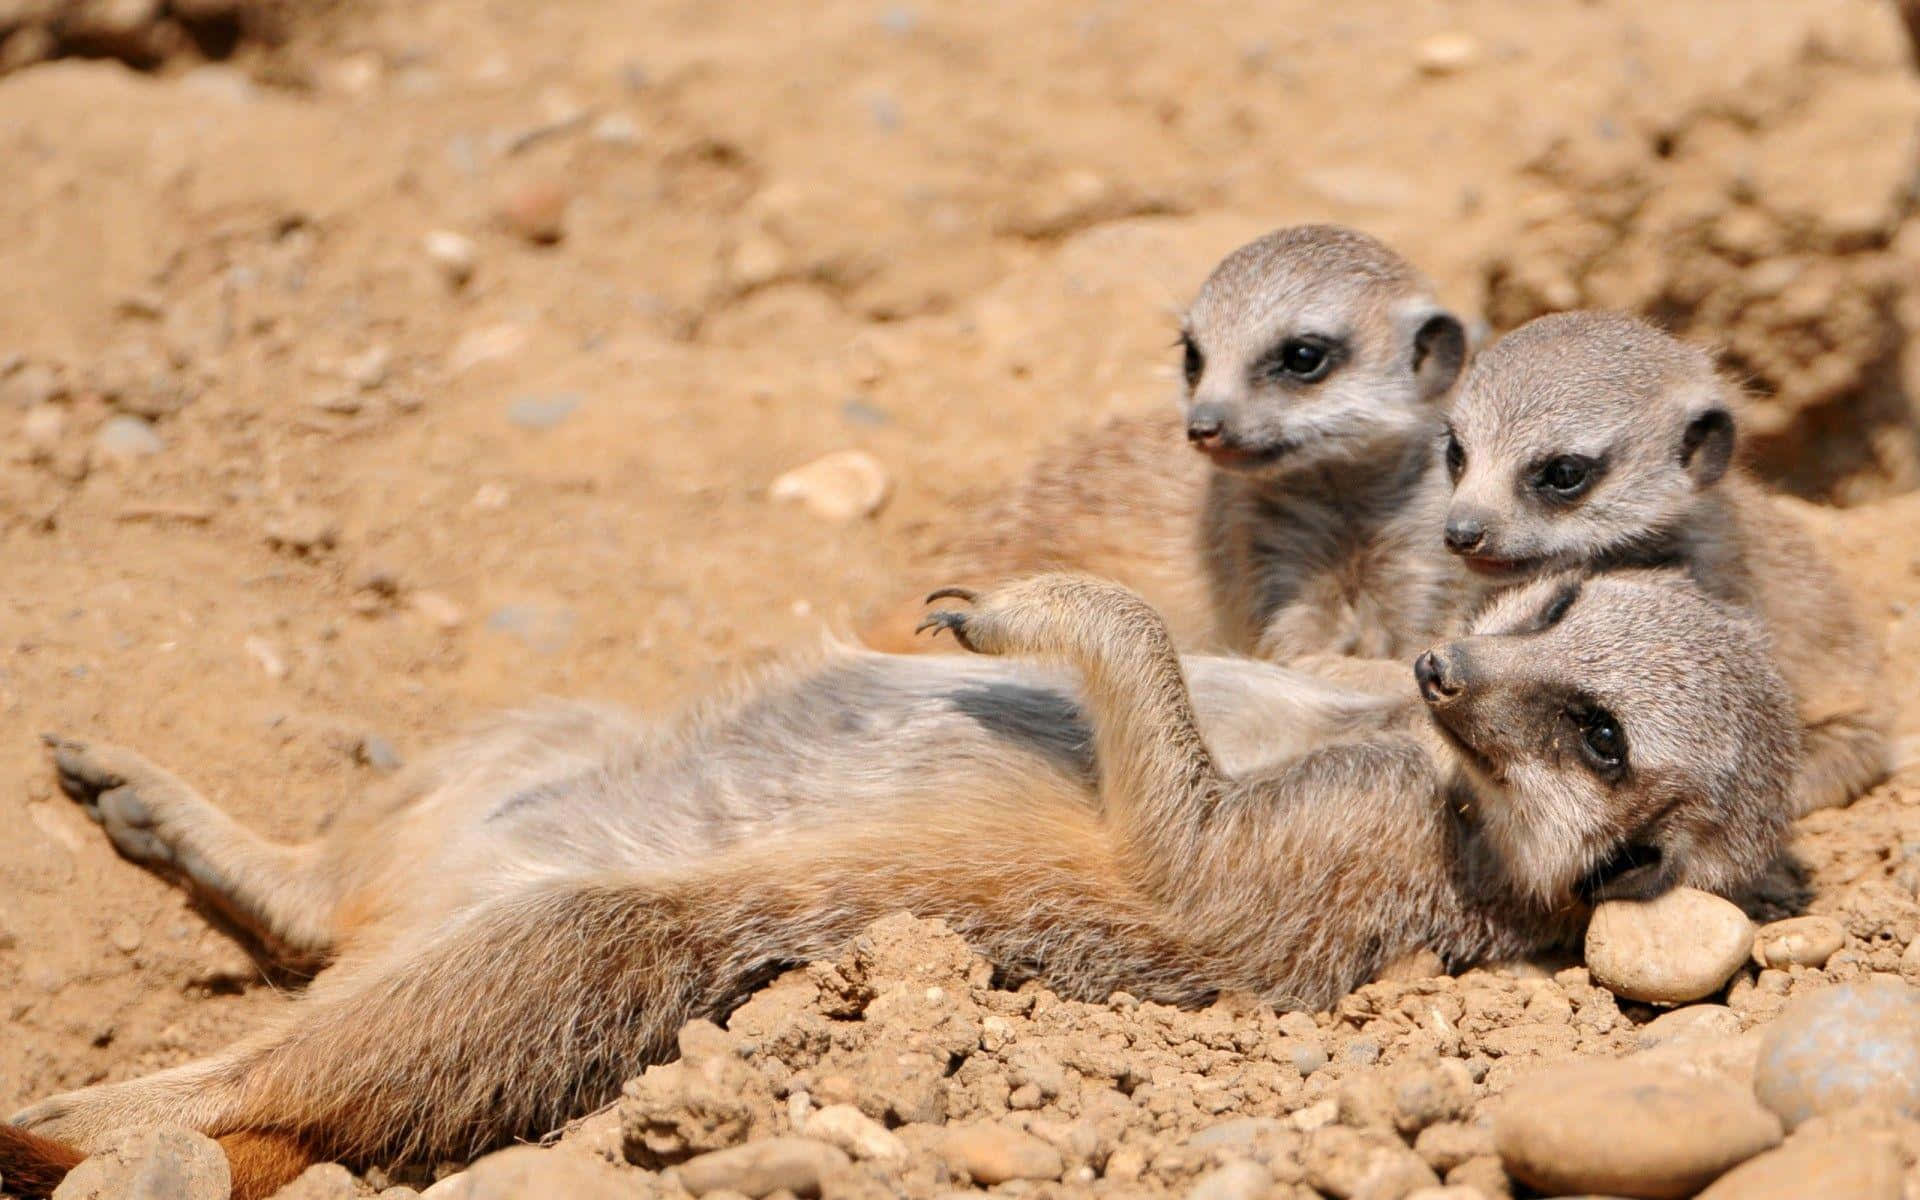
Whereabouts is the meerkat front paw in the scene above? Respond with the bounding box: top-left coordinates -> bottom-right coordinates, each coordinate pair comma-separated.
43,736 -> 182,868
916,573 -> 1164,661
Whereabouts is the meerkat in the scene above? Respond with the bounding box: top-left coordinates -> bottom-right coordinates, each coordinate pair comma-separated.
1440,310 -> 1889,813
864,224 -> 1477,663
1,570 -> 1798,1198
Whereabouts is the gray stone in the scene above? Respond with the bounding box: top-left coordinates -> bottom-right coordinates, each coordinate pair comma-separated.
92,414 -> 164,465
270,1162 -> 358,1199
505,393 -> 582,430
52,1124 -> 228,1200
1753,979 -> 1920,1130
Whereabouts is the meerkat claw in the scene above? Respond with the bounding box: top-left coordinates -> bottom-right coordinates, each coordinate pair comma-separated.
914,610 -> 978,651
924,586 -> 978,606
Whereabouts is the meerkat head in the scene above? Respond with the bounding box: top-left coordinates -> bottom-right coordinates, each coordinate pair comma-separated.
1413,569 -> 1798,907
1178,225 -> 1466,479
1440,311 -> 1738,576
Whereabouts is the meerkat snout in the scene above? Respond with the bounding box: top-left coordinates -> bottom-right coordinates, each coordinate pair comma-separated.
1177,225 -> 1467,477
1412,647 -> 1465,703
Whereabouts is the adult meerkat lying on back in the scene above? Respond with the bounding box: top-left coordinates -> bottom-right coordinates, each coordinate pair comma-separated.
3,571 -> 1797,1197
865,224 -> 1474,661
1441,311 -> 1889,814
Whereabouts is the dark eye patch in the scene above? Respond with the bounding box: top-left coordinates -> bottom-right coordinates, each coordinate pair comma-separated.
1179,332 -> 1204,389
1527,453 -> 1604,503
1443,427 -> 1465,482
1254,334 -> 1343,384
1538,580 -> 1581,630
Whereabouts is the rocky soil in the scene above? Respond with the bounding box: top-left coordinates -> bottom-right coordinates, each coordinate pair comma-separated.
3,0 -> 1920,1198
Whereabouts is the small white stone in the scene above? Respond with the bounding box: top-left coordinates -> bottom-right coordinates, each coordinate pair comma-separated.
243,636 -> 288,680
769,450 -> 891,522
1416,32 -> 1482,76
804,1103 -> 907,1162
92,415 -> 164,465
424,230 -> 478,288
1750,915 -> 1846,969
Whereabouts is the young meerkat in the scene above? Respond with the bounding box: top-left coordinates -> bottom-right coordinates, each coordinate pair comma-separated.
864,224 -> 1475,662
1441,310 -> 1889,813
3,570 -> 1798,1198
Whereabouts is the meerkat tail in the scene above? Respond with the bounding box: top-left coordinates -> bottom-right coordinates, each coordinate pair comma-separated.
0,1124 -> 85,1197
220,1130 -> 321,1200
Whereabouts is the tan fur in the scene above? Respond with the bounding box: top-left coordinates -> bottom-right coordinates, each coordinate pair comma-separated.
1443,310 -> 1889,813
863,224 -> 1477,662
5,571 -> 1797,1191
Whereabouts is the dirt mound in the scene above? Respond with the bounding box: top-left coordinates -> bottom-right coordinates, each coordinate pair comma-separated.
1479,30 -> 1920,503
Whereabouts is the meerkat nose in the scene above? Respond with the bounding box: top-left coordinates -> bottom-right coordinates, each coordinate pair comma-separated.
1414,649 -> 1464,704
1186,404 -> 1227,446
1443,516 -> 1486,555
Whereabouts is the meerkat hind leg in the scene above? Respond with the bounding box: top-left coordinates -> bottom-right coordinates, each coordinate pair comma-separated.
46,736 -> 338,963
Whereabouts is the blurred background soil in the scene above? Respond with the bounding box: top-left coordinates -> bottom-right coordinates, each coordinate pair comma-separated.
2,0 -> 1920,1145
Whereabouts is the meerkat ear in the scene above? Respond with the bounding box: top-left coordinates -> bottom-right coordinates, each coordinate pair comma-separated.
1408,310 -> 1467,404
1680,406 -> 1735,487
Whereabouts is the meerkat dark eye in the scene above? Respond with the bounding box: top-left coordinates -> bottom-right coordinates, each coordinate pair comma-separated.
1540,581 -> 1581,629
1571,704 -> 1627,776
1444,430 -> 1466,482
1533,455 -> 1600,501
1258,336 -> 1339,384
1180,333 -> 1204,389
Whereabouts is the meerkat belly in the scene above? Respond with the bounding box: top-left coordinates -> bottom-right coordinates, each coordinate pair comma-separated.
431,652 -> 1400,897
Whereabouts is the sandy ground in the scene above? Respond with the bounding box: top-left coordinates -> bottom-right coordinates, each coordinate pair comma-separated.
3,0 -> 1920,1188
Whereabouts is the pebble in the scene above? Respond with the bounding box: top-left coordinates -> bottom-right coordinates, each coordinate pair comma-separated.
1184,1159 -> 1272,1200
769,450 -> 892,522
505,393 -> 582,431
940,1123 -> 1064,1184
92,414 -> 164,465
1415,32 -> 1481,75
270,1162 -> 358,1199
1585,887 -> 1753,1003
1694,1131 -> 1902,1200
1750,916 -> 1846,969
424,1145 -> 634,1199
354,734 -> 403,772
1403,1189 -> 1487,1200
674,1137 -> 850,1197
1636,1003 -> 1743,1049
1272,1034 -> 1328,1076
1301,1126 -> 1439,1198
423,230 -> 478,288
412,591 -> 467,630
1494,1058 -> 1781,1198
343,345 -> 392,390
1752,979 -> 1920,1130
243,636 -> 289,680
110,918 -> 142,954
448,324 -> 528,374
497,179 -> 569,244
51,1124 -> 228,1199
3,361 -> 62,408
802,1103 -> 906,1162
